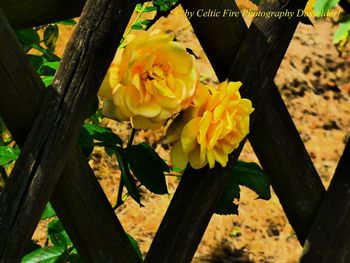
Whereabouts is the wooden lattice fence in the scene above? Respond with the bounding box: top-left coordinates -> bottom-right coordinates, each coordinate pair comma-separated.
0,0 -> 349,262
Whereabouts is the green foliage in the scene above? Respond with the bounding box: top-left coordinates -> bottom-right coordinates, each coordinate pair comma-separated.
42,76 -> 55,87
233,161 -> 271,200
48,220 -> 73,250
14,20 -> 77,88
111,146 -> 142,205
313,0 -> 349,49
333,15 -> 350,49
106,141 -> 170,207
126,143 -> 169,194
216,178 -> 240,215
126,233 -> 143,261
21,246 -> 66,263
216,161 -> 271,215
153,0 -> 178,12
41,202 -> 56,220
83,123 -> 123,147
15,28 -> 40,53
22,219 -> 81,263
123,0 -> 180,38
0,145 -> 20,166
44,24 -> 59,53
313,0 -> 340,14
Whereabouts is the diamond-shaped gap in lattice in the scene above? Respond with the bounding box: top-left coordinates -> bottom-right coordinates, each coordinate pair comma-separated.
274,18 -> 350,189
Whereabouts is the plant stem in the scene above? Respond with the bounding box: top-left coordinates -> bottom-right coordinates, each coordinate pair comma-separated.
114,174 -> 124,209
146,0 -> 181,31
121,184 -> 143,203
119,2 -> 150,48
128,128 -> 136,147
114,128 -> 137,209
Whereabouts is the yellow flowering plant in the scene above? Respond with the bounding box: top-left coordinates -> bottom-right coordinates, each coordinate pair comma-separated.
99,30 -> 198,130
94,2 -> 270,218
166,81 -> 254,170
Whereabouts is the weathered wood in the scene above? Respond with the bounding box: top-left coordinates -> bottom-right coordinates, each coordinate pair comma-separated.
0,1 -> 138,262
145,0 -> 317,262
183,0 -> 324,244
300,139 -> 350,262
250,89 -> 324,242
0,21 -> 140,258
0,0 -> 85,29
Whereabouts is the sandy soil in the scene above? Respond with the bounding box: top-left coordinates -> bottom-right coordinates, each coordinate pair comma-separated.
31,1 -> 350,262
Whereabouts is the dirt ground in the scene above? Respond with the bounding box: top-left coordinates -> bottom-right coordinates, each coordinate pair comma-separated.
32,1 -> 350,262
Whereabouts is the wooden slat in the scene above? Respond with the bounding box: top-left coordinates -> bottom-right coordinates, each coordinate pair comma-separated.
300,139 -> 350,262
0,0 -> 85,29
183,0 -> 324,243
0,1 -> 139,262
145,0 -> 320,262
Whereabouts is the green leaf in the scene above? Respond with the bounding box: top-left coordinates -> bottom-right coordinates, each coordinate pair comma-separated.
83,123 -> 122,147
233,161 -> 271,200
131,23 -> 144,30
68,248 -> 81,263
125,143 -> 169,194
38,62 -> 58,76
140,19 -> 151,26
153,0 -> 178,12
135,3 -> 143,12
48,219 -> 72,250
77,126 -> 94,157
15,28 -> 40,46
56,19 -> 77,25
25,241 -> 41,255
28,55 -> 45,72
89,109 -> 104,125
127,233 -> 143,261
31,43 -> 61,62
333,16 -> 350,46
0,145 -> 20,166
215,176 -> 240,215
41,61 -> 60,71
144,6 -> 158,12
41,202 -> 56,220
215,161 -> 270,215
44,24 -> 59,52
42,76 -> 54,87
113,147 -> 141,204
21,246 -> 66,263
313,0 -> 340,14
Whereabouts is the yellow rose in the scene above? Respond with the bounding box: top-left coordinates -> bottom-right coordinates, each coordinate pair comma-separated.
169,81 -> 254,170
99,31 -> 198,130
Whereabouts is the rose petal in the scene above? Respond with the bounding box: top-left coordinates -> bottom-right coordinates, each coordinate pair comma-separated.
181,117 -> 201,153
